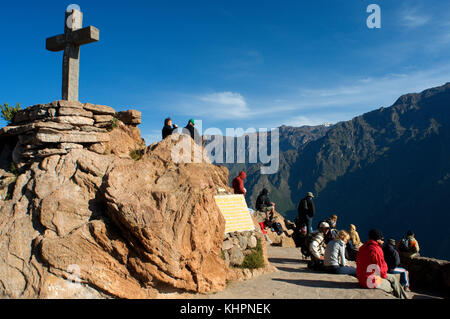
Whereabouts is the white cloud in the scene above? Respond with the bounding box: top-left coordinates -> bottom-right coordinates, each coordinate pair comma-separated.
294,65 -> 450,111
282,115 -> 337,127
200,91 -> 247,108
400,7 -> 431,28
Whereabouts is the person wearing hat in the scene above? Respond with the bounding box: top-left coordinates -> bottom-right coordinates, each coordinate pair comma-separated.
356,229 -> 408,298
383,239 -> 411,291
232,171 -> 247,197
297,192 -> 315,235
183,118 -> 201,144
307,221 -> 330,270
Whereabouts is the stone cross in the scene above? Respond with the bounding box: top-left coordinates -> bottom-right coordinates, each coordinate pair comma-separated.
46,8 -> 99,101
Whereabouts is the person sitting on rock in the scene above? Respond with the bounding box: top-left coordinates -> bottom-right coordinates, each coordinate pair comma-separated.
324,214 -> 338,244
383,238 -> 411,292
397,230 -> 420,259
326,214 -> 338,229
324,230 -> 356,276
256,188 -> 276,220
347,224 -> 363,261
161,117 -> 178,139
183,118 -> 201,144
356,229 -> 408,299
307,221 -> 330,270
232,171 -> 247,196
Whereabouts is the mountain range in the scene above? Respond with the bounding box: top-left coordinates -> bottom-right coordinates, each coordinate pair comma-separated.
222,82 -> 450,260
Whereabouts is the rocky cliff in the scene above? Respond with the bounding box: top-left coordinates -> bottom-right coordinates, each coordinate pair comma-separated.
227,83 -> 450,260
0,101 -> 272,299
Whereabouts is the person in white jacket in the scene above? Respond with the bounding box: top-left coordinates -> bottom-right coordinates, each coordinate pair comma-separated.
324,230 -> 356,276
308,222 -> 330,270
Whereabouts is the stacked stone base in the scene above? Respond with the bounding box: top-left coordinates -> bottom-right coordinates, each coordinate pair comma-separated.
222,231 -> 259,267
0,101 -> 141,167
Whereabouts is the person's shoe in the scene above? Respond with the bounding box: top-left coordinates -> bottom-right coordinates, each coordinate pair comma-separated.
405,286 -> 411,292
264,234 -> 273,244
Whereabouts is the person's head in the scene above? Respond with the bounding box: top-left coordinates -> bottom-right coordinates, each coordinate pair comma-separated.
306,192 -> 314,198
406,230 -> 415,238
239,171 -> 247,179
328,214 -> 338,227
337,230 -> 350,243
164,117 -> 172,126
388,238 -> 396,247
261,188 -> 269,195
368,229 -> 384,246
349,224 -> 356,232
188,118 -> 195,126
319,221 -> 330,234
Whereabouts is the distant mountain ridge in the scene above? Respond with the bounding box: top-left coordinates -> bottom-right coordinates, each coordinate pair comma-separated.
224,82 -> 450,260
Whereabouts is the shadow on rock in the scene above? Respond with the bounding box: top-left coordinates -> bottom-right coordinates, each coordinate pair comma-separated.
272,278 -> 361,290
268,257 -> 307,265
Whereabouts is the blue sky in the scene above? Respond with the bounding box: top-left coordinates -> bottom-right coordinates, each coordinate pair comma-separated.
1,0 -> 449,143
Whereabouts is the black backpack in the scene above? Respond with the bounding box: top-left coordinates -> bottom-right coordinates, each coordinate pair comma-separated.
398,237 -> 410,252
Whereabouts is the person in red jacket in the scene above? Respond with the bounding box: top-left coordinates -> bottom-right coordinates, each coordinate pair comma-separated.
232,171 -> 247,196
356,229 -> 408,299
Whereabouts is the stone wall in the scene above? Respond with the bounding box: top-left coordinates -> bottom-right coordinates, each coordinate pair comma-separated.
222,231 -> 259,267
0,100 -> 141,167
401,256 -> 450,294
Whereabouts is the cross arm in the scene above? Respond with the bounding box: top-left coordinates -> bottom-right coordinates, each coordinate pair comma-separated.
45,26 -> 99,52
46,34 -> 66,52
71,26 -> 100,46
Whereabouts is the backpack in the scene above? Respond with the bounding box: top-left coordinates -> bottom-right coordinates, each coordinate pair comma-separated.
398,237 -> 410,252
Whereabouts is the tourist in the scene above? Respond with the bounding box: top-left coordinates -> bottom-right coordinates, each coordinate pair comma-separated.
162,117 -> 178,139
183,118 -> 200,143
347,224 -> 362,261
308,221 -> 330,270
324,214 -> 338,244
356,229 -> 408,299
324,230 -> 356,276
256,188 -> 276,220
232,171 -> 247,196
326,214 -> 338,229
383,239 -> 411,291
348,224 -> 363,250
397,230 -> 420,259
297,192 -> 315,234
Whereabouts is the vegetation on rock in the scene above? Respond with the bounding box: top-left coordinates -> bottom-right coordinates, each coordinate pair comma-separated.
240,238 -> 265,269
1,103 -> 21,125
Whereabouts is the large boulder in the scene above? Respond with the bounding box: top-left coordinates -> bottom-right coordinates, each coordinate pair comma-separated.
0,130 -> 235,298
103,135 -> 230,293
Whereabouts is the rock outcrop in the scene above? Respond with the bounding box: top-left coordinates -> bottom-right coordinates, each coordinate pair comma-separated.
0,100 -> 142,167
0,101 -> 271,299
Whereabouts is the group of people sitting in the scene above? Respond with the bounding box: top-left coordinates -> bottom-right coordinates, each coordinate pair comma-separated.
297,197 -> 420,299
162,117 -> 200,141
231,172 -> 420,299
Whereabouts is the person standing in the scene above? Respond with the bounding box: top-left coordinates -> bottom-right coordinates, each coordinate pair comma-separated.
162,117 -> 178,139
297,192 -> 315,234
356,229 -> 408,299
232,171 -> 247,196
